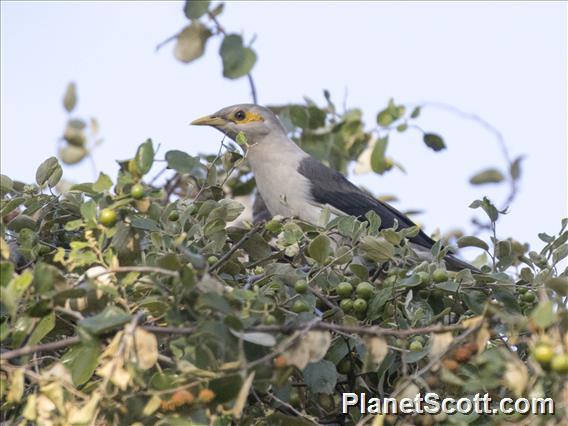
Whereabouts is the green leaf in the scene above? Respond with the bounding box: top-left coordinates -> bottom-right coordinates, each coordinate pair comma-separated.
376,110 -> 395,127
359,236 -> 394,263
80,200 -> 97,223
175,22 -> 212,63
35,157 -> 63,188
289,105 -> 309,128
92,172 -> 113,192
208,374 -> 243,404
230,330 -> 276,347
545,277 -> 568,296
422,133 -> 446,151
457,236 -> 489,251
135,139 -> 154,175
72,345 -> 100,386
308,234 -> 331,264
469,197 -> 499,222
510,155 -> 524,180
469,168 -> 505,185
27,312 -> 55,345
0,174 -> 14,194
78,306 -> 132,335
410,106 -> 421,119
530,301 -> 555,328
303,360 -> 337,394
165,150 -> 201,174
59,145 -> 88,165
370,137 -> 391,175
63,82 -> 77,113
33,262 -> 64,294
219,34 -> 257,79
183,0 -> 210,19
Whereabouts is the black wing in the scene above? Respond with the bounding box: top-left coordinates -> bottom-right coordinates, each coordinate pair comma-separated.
298,157 -> 436,249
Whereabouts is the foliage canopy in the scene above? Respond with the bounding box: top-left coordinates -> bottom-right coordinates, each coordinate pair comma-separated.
1,1 -> 567,425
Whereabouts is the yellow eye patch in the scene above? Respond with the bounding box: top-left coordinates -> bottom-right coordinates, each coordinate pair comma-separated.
231,111 -> 264,124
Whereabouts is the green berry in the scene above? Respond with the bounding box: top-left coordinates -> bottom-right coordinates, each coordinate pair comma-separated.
207,256 -> 219,265
336,282 -> 354,298
353,298 -> 368,313
432,268 -> 448,283
339,299 -> 353,313
551,354 -> 568,374
292,300 -> 311,313
337,358 -> 352,375
417,271 -> 431,285
409,340 -> 424,352
168,211 -> 179,221
355,282 -> 374,300
98,208 -> 117,227
521,292 -> 536,303
263,314 -> 277,325
130,183 -> 145,199
294,279 -> 308,294
533,343 -> 554,365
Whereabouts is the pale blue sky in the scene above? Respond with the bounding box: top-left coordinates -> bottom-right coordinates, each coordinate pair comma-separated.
1,1 -> 566,253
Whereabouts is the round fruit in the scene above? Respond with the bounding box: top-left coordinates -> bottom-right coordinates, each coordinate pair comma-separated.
207,256 -> 219,265
294,280 -> 308,294
292,300 -> 311,313
551,354 -> 568,374
394,338 -> 407,349
130,183 -> 145,199
353,298 -> 368,313
417,271 -> 431,285
356,282 -> 374,300
521,292 -> 536,303
98,208 -> 117,227
274,355 -> 287,369
409,340 -> 423,352
533,343 -> 554,365
263,314 -> 277,325
339,299 -> 353,313
336,282 -> 354,298
413,335 -> 426,345
198,389 -> 215,403
517,286 -> 528,294
336,358 -> 352,375
432,268 -> 448,283
274,355 -> 288,368
289,389 -> 300,406
168,211 -> 179,221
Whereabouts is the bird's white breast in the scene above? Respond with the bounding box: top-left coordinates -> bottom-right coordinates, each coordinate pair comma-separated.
247,140 -> 323,224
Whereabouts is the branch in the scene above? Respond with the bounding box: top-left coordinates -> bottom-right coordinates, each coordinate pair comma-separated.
0,336 -> 80,361
208,223 -> 263,272
0,321 -> 466,362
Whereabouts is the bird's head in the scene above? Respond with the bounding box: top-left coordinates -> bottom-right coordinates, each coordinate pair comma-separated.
191,104 -> 286,144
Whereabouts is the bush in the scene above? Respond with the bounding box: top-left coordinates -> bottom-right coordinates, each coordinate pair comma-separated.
1,2 -> 567,424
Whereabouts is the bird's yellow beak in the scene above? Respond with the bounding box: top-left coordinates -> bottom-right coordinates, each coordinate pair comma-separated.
190,115 -> 227,126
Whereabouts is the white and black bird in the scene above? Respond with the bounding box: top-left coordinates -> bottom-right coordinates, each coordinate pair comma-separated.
192,104 -> 475,271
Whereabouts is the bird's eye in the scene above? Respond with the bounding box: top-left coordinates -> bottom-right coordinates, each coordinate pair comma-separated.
234,110 -> 246,121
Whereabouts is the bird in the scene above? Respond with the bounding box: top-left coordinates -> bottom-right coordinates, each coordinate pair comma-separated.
191,103 -> 476,271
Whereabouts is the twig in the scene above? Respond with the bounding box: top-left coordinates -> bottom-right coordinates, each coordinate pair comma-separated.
0,336 -> 81,361
0,322 -> 466,362
264,392 -> 318,424
86,266 -> 179,282
208,223 -> 263,272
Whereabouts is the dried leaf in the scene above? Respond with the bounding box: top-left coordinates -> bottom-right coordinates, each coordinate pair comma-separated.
133,327 -> 158,370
